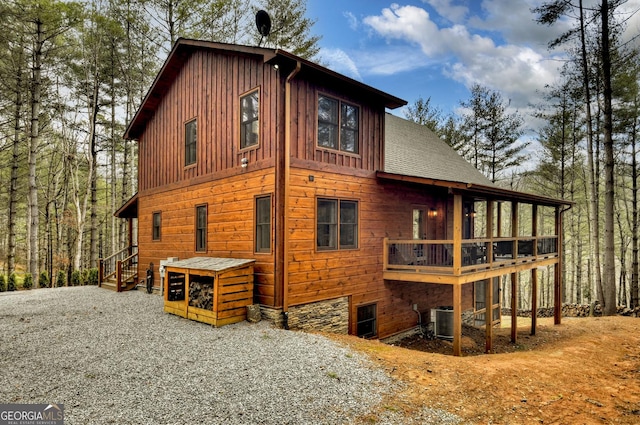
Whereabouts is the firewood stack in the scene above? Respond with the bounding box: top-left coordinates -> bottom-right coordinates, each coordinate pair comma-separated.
189,280 -> 214,310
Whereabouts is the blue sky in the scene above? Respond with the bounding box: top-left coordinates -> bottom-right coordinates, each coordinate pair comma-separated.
305,0 -> 639,133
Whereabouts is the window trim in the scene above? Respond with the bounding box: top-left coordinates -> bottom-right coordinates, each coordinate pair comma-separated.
240,88 -> 260,150
356,303 -> 377,338
195,204 -> 207,252
152,211 -> 162,241
317,93 -> 360,155
255,194 -> 272,254
316,197 -> 359,251
185,118 -> 197,167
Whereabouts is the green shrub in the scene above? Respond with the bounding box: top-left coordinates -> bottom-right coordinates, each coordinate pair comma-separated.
0,275 -> 6,292
82,269 -> 90,286
86,268 -> 99,286
39,271 -> 49,288
22,273 -> 33,290
56,270 -> 66,287
7,273 -> 17,291
71,270 -> 82,286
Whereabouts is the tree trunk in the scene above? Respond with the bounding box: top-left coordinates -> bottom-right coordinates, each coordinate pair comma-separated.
28,18 -> 44,287
8,41 -> 24,277
601,0 -> 617,315
631,97 -> 639,309
579,0 -> 602,307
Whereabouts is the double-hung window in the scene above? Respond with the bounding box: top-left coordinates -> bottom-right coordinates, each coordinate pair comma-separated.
317,95 -> 359,154
255,195 -> 271,253
185,119 -> 197,166
241,90 -> 259,149
152,212 -> 161,241
195,204 -> 207,252
316,198 -> 358,250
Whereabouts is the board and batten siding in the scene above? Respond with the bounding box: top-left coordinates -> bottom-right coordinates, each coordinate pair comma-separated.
137,50 -> 282,192
137,170 -> 276,306
288,78 -> 385,172
286,166 -> 466,338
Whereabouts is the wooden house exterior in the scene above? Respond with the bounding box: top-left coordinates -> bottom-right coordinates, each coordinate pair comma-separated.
112,38 -> 570,355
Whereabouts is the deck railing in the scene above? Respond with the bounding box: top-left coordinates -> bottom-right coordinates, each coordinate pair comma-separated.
384,236 -> 558,275
99,246 -> 138,291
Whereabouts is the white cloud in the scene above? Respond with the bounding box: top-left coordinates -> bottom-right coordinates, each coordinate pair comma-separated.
343,11 -> 359,31
317,48 -> 362,80
363,3 -> 562,110
423,0 -> 468,23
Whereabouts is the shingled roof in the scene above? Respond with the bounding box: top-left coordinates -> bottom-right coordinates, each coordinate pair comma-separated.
384,113 -> 495,187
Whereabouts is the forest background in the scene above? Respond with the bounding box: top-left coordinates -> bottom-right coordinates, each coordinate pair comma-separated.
0,0 -> 638,316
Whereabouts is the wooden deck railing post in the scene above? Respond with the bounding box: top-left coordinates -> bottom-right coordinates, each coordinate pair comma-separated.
383,238 -> 389,271
98,259 -> 104,287
453,195 -> 463,275
116,260 -> 122,292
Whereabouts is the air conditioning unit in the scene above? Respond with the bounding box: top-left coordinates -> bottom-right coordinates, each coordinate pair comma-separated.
430,307 -> 454,340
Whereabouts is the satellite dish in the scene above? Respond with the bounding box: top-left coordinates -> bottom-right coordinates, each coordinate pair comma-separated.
256,10 -> 271,45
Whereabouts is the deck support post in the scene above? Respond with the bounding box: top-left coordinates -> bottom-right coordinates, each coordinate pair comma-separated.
510,272 -> 518,343
453,283 -> 462,356
554,206 -> 563,325
531,268 -> 538,336
485,278 -> 493,354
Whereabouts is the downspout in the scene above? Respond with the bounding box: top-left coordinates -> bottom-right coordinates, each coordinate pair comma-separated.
282,60 -> 302,325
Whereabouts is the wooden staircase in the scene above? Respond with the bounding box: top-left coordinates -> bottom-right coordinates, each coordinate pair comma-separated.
99,246 -> 139,292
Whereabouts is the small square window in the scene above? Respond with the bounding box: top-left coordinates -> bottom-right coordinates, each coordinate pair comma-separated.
185,119 -> 197,166
357,304 -> 377,338
152,212 -> 161,241
241,90 -> 259,149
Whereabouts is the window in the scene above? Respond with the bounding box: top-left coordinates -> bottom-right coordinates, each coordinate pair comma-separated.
185,119 -> 197,166
317,198 -> 358,250
152,212 -> 161,241
357,304 -> 377,338
195,205 -> 207,252
412,209 -> 425,240
255,195 -> 271,253
241,90 -> 259,149
317,95 -> 359,154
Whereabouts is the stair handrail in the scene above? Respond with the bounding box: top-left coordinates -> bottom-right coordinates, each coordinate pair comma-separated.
99,246 -> 136,285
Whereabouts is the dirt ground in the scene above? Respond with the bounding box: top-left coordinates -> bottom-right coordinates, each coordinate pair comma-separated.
330,316 -> 640,424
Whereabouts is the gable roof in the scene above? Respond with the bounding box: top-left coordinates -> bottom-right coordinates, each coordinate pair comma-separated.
382,113 -> 570,206
384,113 -> 494,187
124,38 -> 406,140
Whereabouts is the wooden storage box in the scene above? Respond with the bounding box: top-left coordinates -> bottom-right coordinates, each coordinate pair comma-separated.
163,257 -> 255,327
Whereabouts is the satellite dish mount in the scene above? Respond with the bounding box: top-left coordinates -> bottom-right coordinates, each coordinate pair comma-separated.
256,10 -> 271,46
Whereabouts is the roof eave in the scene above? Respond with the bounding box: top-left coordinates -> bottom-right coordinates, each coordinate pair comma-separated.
376,171 -> 572,207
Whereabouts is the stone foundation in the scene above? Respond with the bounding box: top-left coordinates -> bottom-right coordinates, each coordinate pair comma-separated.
287,297 -> 349,334
260,306 -> 284,328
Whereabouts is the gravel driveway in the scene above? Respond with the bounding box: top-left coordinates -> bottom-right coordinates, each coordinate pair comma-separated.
1,286 -> 402,424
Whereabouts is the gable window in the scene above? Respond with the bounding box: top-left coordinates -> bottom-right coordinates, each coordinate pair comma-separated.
152,212 -> 161,241
357,304 -> 377,338
317,198 -> 358,250
240,90 -> 259,149
185,119 -> 197,166
255,195 -> 271,253
195,204 -> 207,252
317,95 -> 359,154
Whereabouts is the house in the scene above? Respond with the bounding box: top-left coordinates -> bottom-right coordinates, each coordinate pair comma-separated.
103,38 -> 569,355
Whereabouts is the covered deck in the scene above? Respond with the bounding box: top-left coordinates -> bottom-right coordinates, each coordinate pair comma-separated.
379,173 -> 570,356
